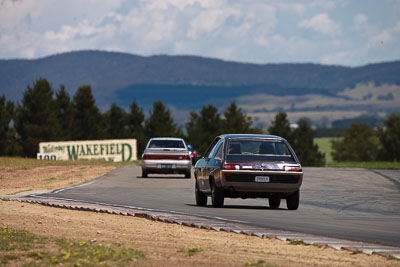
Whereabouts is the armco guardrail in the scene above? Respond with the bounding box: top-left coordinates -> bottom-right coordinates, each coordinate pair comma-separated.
39,139 -> 137,162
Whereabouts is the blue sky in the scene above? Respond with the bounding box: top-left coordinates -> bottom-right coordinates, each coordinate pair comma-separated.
0,0 -> 399,66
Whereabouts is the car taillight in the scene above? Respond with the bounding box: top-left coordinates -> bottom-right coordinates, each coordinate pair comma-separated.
285,166 -> 302,172
223,164 -> 239,170
143,154 -> 160,160
293,175 -> 301,179
182,155 -> 190,160
142,154 -> 190,160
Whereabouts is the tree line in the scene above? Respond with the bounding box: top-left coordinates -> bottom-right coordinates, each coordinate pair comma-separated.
331,116 -> 400,162
0,79 -> 263,158
1,78 -> 398,165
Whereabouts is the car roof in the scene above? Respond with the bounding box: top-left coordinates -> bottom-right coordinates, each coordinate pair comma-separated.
218,134 -> 286,141
149,137 -> 184,141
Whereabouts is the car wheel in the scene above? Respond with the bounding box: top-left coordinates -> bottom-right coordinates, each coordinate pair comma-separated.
185,169 -> 191,178
286,190 -> 299,210
269,194 -> 281,208
195,180 -> 207,206
142,169 -> 148,178
211,179 -> 224,208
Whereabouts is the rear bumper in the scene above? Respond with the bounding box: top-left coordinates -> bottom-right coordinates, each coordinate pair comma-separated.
142,159 -> 191,173
220,170 -> 303,193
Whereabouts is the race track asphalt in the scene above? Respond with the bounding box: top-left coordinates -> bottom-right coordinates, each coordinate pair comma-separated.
39,166 -> 400,247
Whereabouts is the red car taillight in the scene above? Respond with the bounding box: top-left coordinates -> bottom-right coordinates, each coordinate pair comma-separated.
143,154 -> 190,160
285,166 -> 302,172
284,166 -> 301,178
223,164 -> 239,177
223,164 -> 239,170
182,155 -> 190,160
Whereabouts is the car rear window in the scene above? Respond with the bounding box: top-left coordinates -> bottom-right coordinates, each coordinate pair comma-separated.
226,139 -> 295,163
148,140 -> 185,148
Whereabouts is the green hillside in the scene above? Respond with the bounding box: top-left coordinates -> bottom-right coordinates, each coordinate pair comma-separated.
1,50 -> 400,109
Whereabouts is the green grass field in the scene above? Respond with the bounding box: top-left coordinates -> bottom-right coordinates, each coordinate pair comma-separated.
314,137 -> 399,169
314,137 -> 336,164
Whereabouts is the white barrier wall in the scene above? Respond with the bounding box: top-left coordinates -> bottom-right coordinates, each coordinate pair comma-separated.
39,139 -> 137,162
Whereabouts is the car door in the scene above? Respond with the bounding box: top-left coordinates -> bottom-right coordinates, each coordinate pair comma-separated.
197,138 -> 220,191
204,139 -> 224,191
194,157 -> 206,181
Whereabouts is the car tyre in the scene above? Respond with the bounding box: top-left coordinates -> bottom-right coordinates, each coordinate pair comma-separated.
211,179 -> 224,208
195,180 -> 207,206
269,194 -> 281,208
286,190 -> 299,210
185,169 -> 191,178
142,169 -> 148,178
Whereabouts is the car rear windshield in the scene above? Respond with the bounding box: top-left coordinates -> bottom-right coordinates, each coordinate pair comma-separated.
226,139 -> 295,163
148,140 -> 185,149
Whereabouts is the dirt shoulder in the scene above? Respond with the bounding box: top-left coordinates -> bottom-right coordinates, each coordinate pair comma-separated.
0,165 -> 115,195
1,163 -> 399,266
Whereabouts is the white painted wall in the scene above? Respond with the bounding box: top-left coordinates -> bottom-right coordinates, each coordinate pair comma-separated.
39,139 -> 137,162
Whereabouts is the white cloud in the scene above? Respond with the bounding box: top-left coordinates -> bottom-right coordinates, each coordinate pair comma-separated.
20,47 -> 35,58
187,9 -> 227,38
145,19 -> 176,43
0,0 -> 52,30
44,20 -> 101,42
353,13 -> 377,36
354,13 -> 367,26
370,21 -> 400,45
0,0 -> 398,65
299,13 -> 341,37
320,51 -> 350,65
276,0 -> 339,15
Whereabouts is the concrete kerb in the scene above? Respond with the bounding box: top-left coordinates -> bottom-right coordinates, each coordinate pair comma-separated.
1,195 -> 399,261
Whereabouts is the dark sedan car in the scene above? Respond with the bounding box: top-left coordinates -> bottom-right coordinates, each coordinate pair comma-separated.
194,134 -> 303,210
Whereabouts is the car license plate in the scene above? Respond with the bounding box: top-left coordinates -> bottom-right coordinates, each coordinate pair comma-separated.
255,176 -> 270,183
157,164 -> 176,169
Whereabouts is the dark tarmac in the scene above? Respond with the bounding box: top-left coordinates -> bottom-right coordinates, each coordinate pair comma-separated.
40,166 -> 400,247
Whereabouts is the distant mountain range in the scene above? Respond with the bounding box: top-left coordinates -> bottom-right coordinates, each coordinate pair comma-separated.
1,50 -> 399,127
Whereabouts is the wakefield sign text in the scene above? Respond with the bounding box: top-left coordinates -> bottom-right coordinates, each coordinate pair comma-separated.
39,139 -> 137,162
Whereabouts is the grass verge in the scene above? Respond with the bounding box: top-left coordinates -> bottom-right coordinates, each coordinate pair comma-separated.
0,157 -> 138,169
288,239 -> 309,246
326,161 -> 400,169
245,259 -> 274,267
0,226 -> 47,251
0,226 -> 145,266
177,246 -> 204,257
